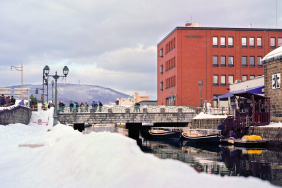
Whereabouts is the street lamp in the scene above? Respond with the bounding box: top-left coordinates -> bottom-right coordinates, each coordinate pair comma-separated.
44,65 -> 69,126
51,80 -> 54,104
11,64 -> 24,100
198,80 -> 204,107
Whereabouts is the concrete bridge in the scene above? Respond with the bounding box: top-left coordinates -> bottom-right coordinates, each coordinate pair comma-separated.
57,105 -> 196,126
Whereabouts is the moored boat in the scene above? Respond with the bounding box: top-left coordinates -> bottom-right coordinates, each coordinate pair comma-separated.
146,127 -> 182,140
181,129 -> 221,144
234,135 -> 267,148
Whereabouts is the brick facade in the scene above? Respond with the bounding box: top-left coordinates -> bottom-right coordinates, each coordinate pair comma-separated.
157,27 -> 282,107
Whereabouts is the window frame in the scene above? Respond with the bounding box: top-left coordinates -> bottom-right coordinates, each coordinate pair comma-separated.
213,75 -> 219,86
242,56 -> 248,67
278,38 -> 282,47
249,37 -> 255,48
220,56 -> 226,67
220,37 -> 226,48
228,37 -> 234,48
228,56 -> 234,67
242,37 -> 247,48
221,75 -> 226,86
213,36 -> 218,47
213,56 -> 219,67
228,75 -> 234,85
270,37 -> 276,48
249,56 -> 255,67
257,56 -> 263,67
242,75 -> 248,81
257,37 -> 262,48
250,75 -> 255,80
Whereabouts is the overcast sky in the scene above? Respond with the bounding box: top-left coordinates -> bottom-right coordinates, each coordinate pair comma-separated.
0,0 -> 281,99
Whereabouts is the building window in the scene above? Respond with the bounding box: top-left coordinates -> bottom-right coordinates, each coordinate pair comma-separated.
257,37 -> 262,48
257,56 -> 263,67
278,38 -> 282,47
221,56 -> 226,67
159,48 -> 163,57
242,56 -> 247,67
160,82 -> 163,91
228,37 -> 234,47
250,56 -> 255,67
228,56 -> 234,67
213,37 -> 218,47
220,37 -> 226,47
242,37 -> 247,48
228,75 -> 234,85
250,75 -> 255,80
213,56 -> 218,67
271,37 -> 276,48
160,65 -> 163,74
242,75 -> 248,81
213,75 -> 219,86
249,37 -> 255,48
221,75 -> 226,86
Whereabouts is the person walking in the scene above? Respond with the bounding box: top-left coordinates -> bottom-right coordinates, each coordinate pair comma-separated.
0,94 -> 5,107
69,101 -> 74,112
19,100 -> 24,106
10,96 -> 15,105
99,101 -> 103,112
85,102 -> 89,112
73,102 -> 77,112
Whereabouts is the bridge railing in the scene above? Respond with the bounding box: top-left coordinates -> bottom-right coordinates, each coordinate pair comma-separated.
59,105 -> 195,114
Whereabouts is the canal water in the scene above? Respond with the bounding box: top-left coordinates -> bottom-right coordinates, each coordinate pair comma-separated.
84,126 -> 282,187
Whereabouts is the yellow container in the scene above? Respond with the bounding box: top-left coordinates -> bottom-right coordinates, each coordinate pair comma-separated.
242,135 -> 263,141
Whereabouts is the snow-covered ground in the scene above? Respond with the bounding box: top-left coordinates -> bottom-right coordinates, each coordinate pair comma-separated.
0,109 -> 277,188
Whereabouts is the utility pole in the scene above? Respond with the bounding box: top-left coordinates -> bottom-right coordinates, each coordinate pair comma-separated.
11,64 -> 23,100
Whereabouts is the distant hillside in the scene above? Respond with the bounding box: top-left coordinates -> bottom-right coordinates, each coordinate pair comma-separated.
4,83 -> 130,105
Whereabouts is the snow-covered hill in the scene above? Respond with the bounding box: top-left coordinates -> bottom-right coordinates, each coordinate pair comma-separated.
5,83 -> 130,105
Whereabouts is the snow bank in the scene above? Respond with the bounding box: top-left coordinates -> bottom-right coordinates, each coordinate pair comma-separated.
262,46 -> 282,63
193,112 -> 227,119
0,110 -> 276,188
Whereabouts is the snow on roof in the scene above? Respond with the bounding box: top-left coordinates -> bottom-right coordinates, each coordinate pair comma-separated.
262,46 -> 282,63
193,112 -> 227,119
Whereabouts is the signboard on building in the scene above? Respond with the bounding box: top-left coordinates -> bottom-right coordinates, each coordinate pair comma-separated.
0,88 -> 11,96
272,73 -> 280,89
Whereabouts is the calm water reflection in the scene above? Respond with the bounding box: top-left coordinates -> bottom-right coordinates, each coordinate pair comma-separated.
85,126 -> 282,187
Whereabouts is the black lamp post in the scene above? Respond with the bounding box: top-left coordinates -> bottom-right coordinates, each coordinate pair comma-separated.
43,65 -> 69,126
198,80 -> 204,107
51,80 -> 54,104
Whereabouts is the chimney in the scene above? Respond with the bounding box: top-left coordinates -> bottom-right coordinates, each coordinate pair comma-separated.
185,22 -> 200,27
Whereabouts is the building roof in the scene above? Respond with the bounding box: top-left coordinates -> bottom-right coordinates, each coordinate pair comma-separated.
261,46 -> 282,63
158,27 -> 282,46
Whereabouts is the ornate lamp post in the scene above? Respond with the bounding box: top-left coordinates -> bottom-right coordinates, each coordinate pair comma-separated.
51,80 -> 54,104
198,80 -> 204,108
43,65 -> 69,126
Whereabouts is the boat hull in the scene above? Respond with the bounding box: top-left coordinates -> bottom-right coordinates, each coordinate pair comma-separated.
234,139 -> 267,148
181,133 -> 220,143
147,131 -> 181,140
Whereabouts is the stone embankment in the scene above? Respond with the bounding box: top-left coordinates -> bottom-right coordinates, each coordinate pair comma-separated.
0,105 -> 32,125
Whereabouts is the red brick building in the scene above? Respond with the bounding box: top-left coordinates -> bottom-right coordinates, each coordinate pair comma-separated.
157,25 -> 282,107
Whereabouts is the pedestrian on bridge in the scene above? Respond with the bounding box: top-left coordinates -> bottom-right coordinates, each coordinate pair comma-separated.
69,101 -> 74,112
99,101 -> 103,112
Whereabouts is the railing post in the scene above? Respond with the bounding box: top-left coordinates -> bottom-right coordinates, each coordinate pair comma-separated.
125,108 -> 130,113
177,108 -> 183,113
108,108 -> 113,113
143,108 -> 148,113
160,108 -> 165,113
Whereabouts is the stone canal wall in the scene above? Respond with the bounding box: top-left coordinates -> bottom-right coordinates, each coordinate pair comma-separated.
58,109 -> 195,125
252,126 -> 282,143
0,105 -> 32,125
191,118 -> 226,129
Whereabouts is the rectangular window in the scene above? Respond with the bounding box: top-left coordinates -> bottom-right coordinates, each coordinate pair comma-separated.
213,37 -> 218,47
242,75 -> 248,81
271,37 -> 276,48
250,56 -> 255,67
213,56 -> 218,67
257,56 -> 263,67
160,82 -> 163,91
221,75 -> 226,86
213,75 -> 219,86
228,56 -> 234,67
249,37 -> 255,48
159,48 -> 163,57
228,37 -> 234,47
242,37 -> 247,47
250,75 -> 255,80
221,56 -> 226,66
278,38 -> 282,47
228,75 -> 234,85
220,37 -> 226,47
257,37 -> 262,47
242,56 -> 247,67
160,65 -> 163,74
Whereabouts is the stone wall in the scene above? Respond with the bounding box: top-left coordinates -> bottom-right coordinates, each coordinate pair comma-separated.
264,60 -> 282,117
0,106 -> 32,125
191,118 -> 226,129
252,126 -> 282,143
58,109 -> 195,125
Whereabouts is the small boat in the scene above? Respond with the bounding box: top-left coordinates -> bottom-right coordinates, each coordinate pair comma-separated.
181,129 -> 221,144
146,127 -> 182,140
234,135 -> 267,148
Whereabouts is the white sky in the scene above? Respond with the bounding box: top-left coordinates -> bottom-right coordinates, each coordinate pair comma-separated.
0,0 -> 281,99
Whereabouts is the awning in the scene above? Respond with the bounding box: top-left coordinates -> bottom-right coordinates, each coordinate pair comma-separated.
209,86 -> 264,101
